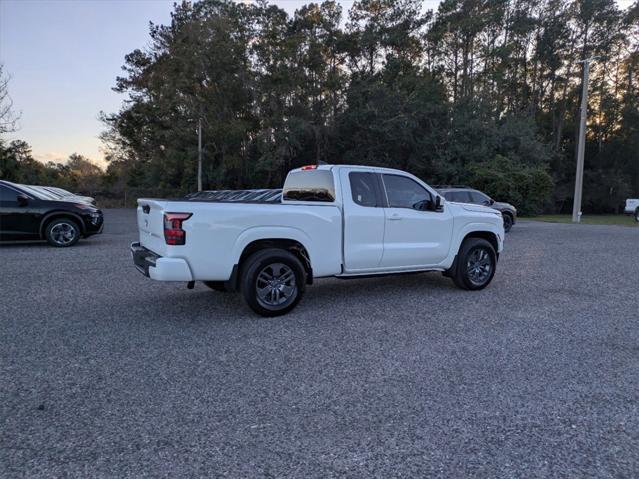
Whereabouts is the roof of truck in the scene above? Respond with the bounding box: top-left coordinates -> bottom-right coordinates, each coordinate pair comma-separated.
291,164 -> 410,175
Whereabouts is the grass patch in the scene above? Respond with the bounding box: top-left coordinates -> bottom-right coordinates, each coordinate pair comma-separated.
525,214 -> 638,227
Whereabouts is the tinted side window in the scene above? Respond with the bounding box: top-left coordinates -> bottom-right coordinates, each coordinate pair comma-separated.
470,190 -> 491,205
349,172 -> 379,207
0,185 -> 18,202
283,170 -> 335,202
382,174 -> 432,209
447,190 -> 471,203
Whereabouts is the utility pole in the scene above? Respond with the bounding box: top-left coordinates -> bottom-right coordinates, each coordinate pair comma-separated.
197,117 -> 203,192
572,58 -> 594,223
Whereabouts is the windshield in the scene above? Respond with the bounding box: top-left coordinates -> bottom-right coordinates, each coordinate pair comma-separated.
39,187 -> 66,198
42,187 -> 63,196
48,187 -> 73,196
18,184 -> 60,200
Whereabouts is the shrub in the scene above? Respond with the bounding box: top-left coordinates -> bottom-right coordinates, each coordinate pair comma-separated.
468,155 -> 554,216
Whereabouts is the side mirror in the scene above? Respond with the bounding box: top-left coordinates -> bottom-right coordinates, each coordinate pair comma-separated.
17,195 -> 28,207
413,199 -> 431,211
413,196 -> 443,212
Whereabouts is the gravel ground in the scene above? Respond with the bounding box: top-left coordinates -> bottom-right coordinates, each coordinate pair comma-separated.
1,209 -> 638,478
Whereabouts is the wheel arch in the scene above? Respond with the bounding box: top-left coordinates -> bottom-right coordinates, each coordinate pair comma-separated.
444,229 -> 500,279
235,237 -> 313,288
40,211 -> 86,238
462,230 -> 499,255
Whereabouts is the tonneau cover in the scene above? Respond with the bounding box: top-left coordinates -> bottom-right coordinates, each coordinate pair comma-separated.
185,189 -> 282,203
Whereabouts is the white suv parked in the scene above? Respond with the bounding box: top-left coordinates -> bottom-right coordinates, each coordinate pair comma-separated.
625,198 -> 639,222
132,165 -> 505,316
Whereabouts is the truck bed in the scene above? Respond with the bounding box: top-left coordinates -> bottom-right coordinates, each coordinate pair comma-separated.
136,197 -> 343,280
185,189 -> 282,203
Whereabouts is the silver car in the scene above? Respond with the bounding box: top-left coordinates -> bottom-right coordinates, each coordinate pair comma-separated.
437,186 -> 517,233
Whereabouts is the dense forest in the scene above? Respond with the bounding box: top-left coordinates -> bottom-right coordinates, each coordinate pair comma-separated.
2,0 -> 639,214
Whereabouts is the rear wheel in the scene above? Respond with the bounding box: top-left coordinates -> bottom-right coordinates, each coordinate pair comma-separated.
45,218 -> 80,247
241,248 -> 305,317
502,213 -> 514,233
635,208 -> 639,223
451,238 -> 497,290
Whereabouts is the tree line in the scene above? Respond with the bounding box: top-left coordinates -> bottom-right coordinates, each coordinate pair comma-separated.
4,0 -> 639,214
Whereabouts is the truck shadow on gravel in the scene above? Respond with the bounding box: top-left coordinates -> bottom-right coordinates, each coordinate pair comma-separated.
122,272 -> 460,323
302,273 -> 459,306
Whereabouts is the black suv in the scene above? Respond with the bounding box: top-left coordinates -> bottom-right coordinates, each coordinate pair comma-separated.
0,180 -> 103,246
437,186 -> 517,232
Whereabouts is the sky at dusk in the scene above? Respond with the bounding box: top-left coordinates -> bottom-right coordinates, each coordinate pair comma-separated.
0,0 -> 634,168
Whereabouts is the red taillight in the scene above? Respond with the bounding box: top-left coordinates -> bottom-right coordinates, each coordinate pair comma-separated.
163,212 -> 192,245
301,165 -> 318,170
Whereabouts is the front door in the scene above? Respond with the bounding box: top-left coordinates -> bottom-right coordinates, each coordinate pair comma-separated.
379,174 -> 454,268
0,185 -> 40,240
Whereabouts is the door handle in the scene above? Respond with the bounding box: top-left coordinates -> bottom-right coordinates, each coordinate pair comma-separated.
388,214 -> 402,221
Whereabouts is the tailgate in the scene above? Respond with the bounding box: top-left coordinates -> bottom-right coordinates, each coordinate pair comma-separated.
137,199 -> 168,256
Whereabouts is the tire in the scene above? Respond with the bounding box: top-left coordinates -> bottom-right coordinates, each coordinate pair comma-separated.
45,218 -> 81,247
203,281 -> 229,292
240,248 -> 306,317
502,213 -> 514,233
635,208 -> 639,223
451,238 -> 497,290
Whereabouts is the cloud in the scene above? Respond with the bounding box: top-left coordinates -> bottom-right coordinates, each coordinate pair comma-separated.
34,152 -> 67,164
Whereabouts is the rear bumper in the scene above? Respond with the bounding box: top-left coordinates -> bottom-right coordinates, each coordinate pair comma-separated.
130,242 -> 193,281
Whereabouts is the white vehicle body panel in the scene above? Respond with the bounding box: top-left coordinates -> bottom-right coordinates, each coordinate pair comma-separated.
380,205 -> 454,268
339,168 -> 386,271
137,201 -> 343,280
135,165 -> 504,282
624,199 -> 639,214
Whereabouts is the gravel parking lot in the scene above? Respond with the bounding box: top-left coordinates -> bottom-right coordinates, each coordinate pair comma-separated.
1,209 -> 638,478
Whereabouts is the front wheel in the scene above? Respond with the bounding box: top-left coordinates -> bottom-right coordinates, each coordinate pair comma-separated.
240,248 -> 306,317
451,238 -> 497,290
635,208 -> 639,223
45,218 -> 81,247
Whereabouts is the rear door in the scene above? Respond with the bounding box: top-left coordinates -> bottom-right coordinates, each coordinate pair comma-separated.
339,169 -> 385,271
380,174 -> 454,268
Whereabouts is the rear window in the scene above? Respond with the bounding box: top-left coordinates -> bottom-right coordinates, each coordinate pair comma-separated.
283,170 -> 335,202
349,172 -> 379,207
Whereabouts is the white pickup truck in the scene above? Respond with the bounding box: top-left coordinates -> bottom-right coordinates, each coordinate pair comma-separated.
131,165 -> 504,316
625,198 -> 639,222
